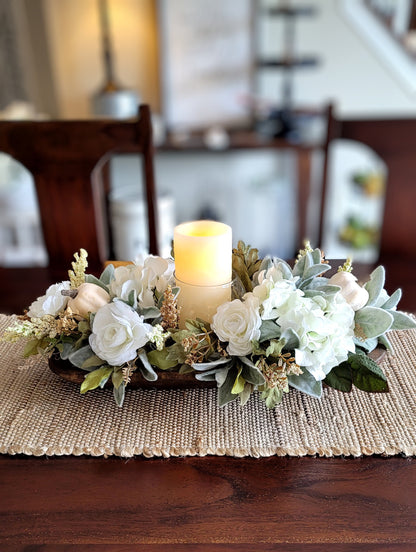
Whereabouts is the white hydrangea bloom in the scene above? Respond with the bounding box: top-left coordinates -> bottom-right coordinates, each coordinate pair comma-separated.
252,264 -> 298,309
248,264 -> 356,380
109,257 -> 175,308
27,281 -> 71,318
140,256 -> 175,307
109,264 -> 144,302
276,292 -> 355,381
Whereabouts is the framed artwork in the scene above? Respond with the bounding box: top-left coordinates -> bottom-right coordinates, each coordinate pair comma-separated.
157,0 -> 254,130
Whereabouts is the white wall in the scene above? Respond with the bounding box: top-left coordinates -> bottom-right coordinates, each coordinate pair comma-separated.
258,0 -> 416,117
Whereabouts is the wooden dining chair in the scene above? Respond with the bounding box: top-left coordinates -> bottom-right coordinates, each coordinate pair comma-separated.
0,104 -> 159,272
319,107 -> 416,261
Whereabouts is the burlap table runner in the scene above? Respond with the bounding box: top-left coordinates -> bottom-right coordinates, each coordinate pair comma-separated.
0,314 -> 415,458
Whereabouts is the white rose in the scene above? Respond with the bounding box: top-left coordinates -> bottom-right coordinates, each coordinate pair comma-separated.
212,295 -> 262,356
27,281 -> 71,318
89,301 -> 152,365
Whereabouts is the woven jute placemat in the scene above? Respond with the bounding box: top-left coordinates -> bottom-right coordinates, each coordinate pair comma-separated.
0,314 -> 415,458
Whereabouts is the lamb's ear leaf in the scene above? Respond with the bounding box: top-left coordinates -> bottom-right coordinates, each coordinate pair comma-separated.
354,307 -> 393,339
138,351 -> 158,381
288,371 -> 322,398
377,334 -> 393,351
99,264 -> 115,286
364,266 -> 385,306
85,274 -> 109,293
218,365 -> 239,407
380,288 -> 402,310
113,382 -> 126,407
68,345 -> 98,369
239,356 -> 266,386
389,311 -> 416,331
112,368 -> 124,390
259,320 -> 281,342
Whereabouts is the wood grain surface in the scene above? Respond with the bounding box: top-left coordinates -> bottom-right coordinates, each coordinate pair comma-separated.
0,455 -> 415,547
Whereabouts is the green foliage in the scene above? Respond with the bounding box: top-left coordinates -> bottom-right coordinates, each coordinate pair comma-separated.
213,357 -> 265,407
147,347 -> 179,370
138,351 -> 158,381
288,370 -> 323,399
85,274 -> 109,294
85,263 -> 115,293
324,362 -> 353,392
140,306 -> 161,320
232,241 -> 263,292
127,290 -> 138,309
265,339 -> 284,358
259,320 -> 281,342
113,381 -> 126,407
193,359 -> 233,386
239,356 -> 265,386
324,352 -> 388,393
377,334 -> 392,351
231,366 -> 245,394
81,354 -> 105,370
80,365 -> 113,394
261,386 -> 284,409
185,318 -> 211,333
389,311 -> 416,331
23,339 -> 42,358
292,249 -> 330,290
192,357 -> 232,371
349,352 -> 388,392
353,337 -> 378,353
364,265 -> 385,306
165,343 -> 188,365
380,288 -> 402,310
112,367 -> 124,390
355,306 -> 393,339
67,345 -> 100,370
217,364 -> 239,407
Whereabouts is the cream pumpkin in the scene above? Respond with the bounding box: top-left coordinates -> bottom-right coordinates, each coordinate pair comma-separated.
67,283 -> 110,317
328,271 -> 369,311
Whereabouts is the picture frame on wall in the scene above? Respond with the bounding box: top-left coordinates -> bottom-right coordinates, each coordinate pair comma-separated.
157,0 -> 254,131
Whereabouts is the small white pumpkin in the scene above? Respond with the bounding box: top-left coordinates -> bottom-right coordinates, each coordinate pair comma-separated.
329,271 -> 369,311
67,283 -> 110,317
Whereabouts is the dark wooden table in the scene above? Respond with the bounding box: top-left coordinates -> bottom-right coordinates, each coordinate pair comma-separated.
0,263 -> 415,550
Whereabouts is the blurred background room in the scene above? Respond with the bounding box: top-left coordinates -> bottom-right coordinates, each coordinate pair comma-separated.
1,0 -> 416,266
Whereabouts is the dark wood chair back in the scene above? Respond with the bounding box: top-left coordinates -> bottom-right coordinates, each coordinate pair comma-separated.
320,108 -> 416,260
0,104 -> 158,271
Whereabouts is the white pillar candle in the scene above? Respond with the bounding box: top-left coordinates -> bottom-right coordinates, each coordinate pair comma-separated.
174,220 -> 232,326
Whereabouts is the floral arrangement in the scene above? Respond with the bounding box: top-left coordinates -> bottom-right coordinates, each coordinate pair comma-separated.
3,243 -> 415,408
